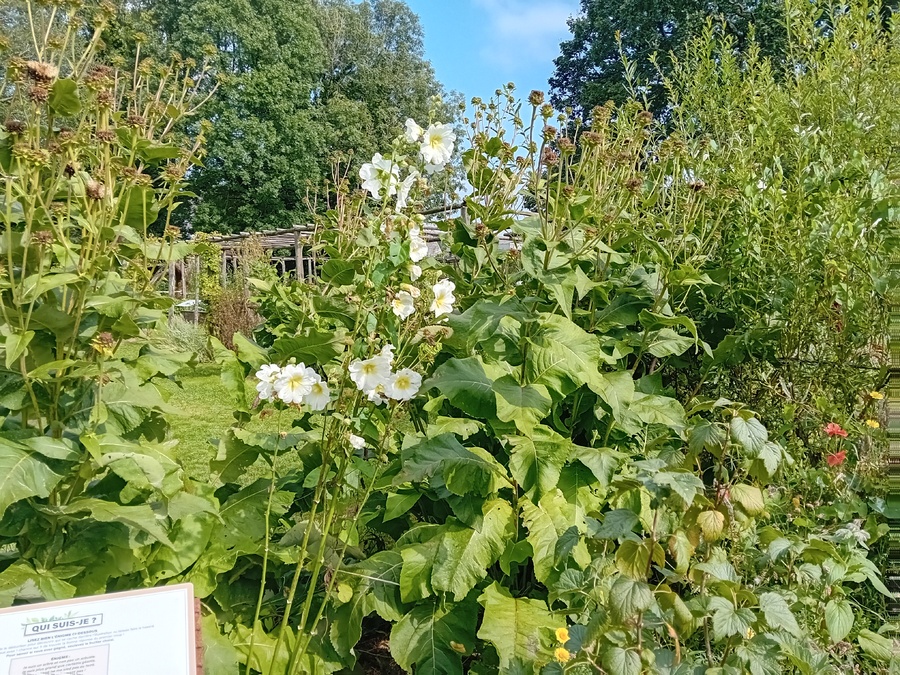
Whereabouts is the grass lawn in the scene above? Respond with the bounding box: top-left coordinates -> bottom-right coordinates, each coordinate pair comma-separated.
158,363 -> 284,484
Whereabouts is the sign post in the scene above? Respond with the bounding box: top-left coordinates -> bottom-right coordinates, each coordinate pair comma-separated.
0,584 -> 198,675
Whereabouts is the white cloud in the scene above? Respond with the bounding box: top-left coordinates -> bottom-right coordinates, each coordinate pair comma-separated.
473,0 -> 578,71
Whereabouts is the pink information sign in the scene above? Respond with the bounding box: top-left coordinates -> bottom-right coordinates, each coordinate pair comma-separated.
0,584 -> 197,675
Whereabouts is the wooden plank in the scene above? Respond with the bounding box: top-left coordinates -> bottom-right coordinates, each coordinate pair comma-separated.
194,598 -> 204,674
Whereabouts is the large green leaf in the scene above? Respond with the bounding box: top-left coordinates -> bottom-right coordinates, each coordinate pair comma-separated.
271,328 -> 346,365
201,613 -> 240,675
759,592 -> 800,637
477,582 -> 555,670
0,561 -> 76,608
0,436 -> 64,518
608,576 -> 655,621
824,598 -> 853,643
709,597 -> 755,640
425,356 -> 500,418
117,185 -> 160,228
432,500 -> 515,601
49,78 -> 82,115
520,490 -> 580,584
507,425 -> 570,500
398,434 -> 511,496
601,646 -> 641,675
390,598 -> 478,674
492,376 -> 551,433
525,314 -> 603,396
730,416 -> 768,454
49,498 -> 173,547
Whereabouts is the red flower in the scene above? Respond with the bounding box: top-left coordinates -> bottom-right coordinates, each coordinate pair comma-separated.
824,422 -> 848,438
826,450 -> 847,467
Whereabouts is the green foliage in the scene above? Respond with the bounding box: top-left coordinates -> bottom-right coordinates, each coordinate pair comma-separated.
100,0 -> 457,233
550,0 -> 788,116
0,0 -> 220,614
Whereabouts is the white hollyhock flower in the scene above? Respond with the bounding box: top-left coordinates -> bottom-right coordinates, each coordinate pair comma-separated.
275,364 -> 318,405
255,364 -> 282,401
404,118 -> 424,143
359,153 -> 400,200
367,383 -> 389,406
430,278 -> 456,317
349,434 -> 366,450
409,226 -> 429,262
392,291 -> 415,319
409,264 -> 422,281
380,343 -> 395,365
304,377 -> 331,411
397,169 -> 419,210
387,368 -> 422,401
420,123 -> 456,166
400,283 -> 421,299
423,161 -> 444,176
349,355 -> 392,393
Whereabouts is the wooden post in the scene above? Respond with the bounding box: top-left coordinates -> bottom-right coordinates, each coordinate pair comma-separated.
180,260 -> 188,300
220,249 -> 227,287
193,256 -> 201,325
168,261 -> 176,321
294,231 -> 303,280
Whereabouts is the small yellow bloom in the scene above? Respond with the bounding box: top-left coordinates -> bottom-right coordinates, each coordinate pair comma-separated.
449,641 -> 467,654
866,419 -> 880,429
747,627 -> 755,639
869,391 -> 884,400
555,627 -> 570,643
555,647 -> 572,663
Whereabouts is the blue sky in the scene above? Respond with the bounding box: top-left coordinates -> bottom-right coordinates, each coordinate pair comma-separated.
404,0 -> 581,104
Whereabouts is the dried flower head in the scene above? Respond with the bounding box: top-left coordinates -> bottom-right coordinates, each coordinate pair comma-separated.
541,147 -> 559,166
637,110 -> 654,126
32,230 -> 53,246
625,176 -> 643,193
95,129 -> 115,143
4,119 -> 26,134
28,84 -> 51,104
126,114 -> 146,127
26,60 -> 59,83
540,103 -> 554,119
57,127 -> 75,142
542,125 -> 558,141
557,137 -> 575,155
529,90 -> 545,106
85,179 -> 107,200
97,89 -> 114,108
581,131 -> 602,147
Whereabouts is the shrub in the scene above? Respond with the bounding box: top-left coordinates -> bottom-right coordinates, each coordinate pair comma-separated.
156,315 -> 212,362
0,1 -> 220,609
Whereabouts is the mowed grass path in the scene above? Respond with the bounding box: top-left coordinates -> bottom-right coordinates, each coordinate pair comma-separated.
158,364 -> 281,483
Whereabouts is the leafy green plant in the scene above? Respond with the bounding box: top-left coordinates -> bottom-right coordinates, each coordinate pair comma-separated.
0,1 -> 219,605
198,48 -> 894,675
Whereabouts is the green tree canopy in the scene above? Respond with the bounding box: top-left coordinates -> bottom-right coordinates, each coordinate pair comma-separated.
102,0 -> 451,233
549,0 -> 787,117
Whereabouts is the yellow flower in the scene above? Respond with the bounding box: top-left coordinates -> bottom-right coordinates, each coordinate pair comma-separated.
747,627 -> 755,639
869,391 -> 884,400
555,627 -> 570,643
866,419 -> 880,429
555,647 -> 572,663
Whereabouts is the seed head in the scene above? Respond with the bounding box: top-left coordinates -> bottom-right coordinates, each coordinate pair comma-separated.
529,90 -> 545,106
85,179 -> 107,200
32,230 -> 53,246
126,114 -> 146,127
625,176 -> 643,193
581,131 -> 602,147
28,84 -> 51,104
557,137 -> 575,155
542,125 -> 558,141
4,119 -> 26,134
96,89 -> 114,108
540,103 -> 554,119
26,60 -> 59,83
95,129 -> 115,143
541,147 -> 559,167
637,110 -> 654,126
